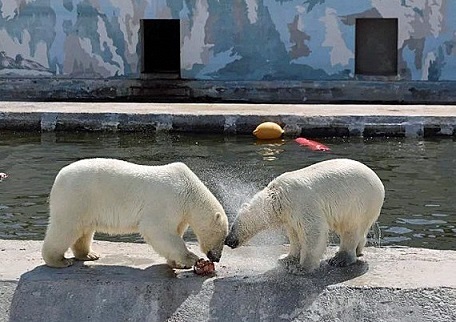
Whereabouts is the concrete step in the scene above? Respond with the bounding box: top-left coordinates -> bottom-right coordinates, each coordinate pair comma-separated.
1,102 -> 456,136
1,240 -> 455,322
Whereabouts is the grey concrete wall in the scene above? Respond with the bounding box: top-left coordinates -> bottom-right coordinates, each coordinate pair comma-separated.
2,78 -> 456,105
1,240 -> 455,322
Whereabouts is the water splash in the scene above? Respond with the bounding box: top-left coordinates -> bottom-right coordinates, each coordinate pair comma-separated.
368,222 -> 382,247
197,164 -> 260,220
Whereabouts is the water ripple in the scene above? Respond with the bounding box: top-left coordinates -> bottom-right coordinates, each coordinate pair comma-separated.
1,132 -> 455,250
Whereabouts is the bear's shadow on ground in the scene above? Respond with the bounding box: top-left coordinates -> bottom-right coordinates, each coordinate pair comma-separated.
9,261 -> 208,321
208,259 -> 369,320
10,259 -> 368,321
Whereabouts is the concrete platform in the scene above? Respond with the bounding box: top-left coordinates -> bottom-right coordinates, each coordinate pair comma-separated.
1,240 -> 455,322
1,101 -> 456,137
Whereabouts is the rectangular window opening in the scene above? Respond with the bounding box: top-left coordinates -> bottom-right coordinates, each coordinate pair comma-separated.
141,19 -> 180,76
355,18 -> 398,76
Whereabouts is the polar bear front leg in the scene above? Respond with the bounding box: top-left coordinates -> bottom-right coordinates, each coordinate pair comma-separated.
296,219 -> 328,273
278,226 -> 300,267
141,229 -> 200,269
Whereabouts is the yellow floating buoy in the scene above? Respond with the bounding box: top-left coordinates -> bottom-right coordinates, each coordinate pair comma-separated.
253,122 -> 284,140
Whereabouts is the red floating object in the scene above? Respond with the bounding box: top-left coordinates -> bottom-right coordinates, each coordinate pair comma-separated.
295,138 -> 330,151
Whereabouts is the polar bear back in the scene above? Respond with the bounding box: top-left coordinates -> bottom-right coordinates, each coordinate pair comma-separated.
269,158 -> 384,230
49,158 -> 221,234
52,158 -> 192,205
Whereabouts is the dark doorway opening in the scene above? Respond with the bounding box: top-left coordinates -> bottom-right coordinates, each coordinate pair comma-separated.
355,18 -> 398,76
141,19 -> 180,76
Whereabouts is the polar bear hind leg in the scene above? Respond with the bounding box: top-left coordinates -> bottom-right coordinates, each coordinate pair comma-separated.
42,222 -> 80,268
356,209 -> 382,257
356,234 -> 368,257
71,230 -> 100,261
329,229 -> 361,267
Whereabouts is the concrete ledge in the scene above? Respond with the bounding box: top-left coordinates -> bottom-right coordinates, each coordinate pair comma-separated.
1,240 -> 455,322
1,102 -> 456,137
2,78 -> 456,105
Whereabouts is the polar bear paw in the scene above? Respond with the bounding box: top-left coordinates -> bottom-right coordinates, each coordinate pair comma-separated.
46,257 -> 75,268
278,254 -> 317,275
167,253 -> 200,269
278,254 -> 300,268
75,251 -> 100,261
328,251 -> 357,267
167,259 -> 189,269
279,259 -> 320,275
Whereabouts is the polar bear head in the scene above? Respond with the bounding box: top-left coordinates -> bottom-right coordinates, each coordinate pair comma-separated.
225,202 -> 262,249
193,211 -> 229,262
225,187 -> 282,248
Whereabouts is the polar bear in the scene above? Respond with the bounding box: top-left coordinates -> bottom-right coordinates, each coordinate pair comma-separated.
42,158 -> 228,269
225,158 -> 385,273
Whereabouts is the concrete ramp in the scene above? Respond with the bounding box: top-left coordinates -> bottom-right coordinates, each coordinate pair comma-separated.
2,240 -> 455,322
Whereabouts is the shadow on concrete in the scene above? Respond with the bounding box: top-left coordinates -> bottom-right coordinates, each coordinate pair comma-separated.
9,262 -> 207,322
9,259 -> 368,321
209,260 -> 369,321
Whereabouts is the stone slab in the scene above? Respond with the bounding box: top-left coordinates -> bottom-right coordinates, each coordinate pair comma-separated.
1,102 -> 456,137
1,240 -> 455,322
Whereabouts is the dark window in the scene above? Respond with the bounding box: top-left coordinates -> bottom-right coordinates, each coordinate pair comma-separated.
141,19 -> 180,75
355,18 -> 398,76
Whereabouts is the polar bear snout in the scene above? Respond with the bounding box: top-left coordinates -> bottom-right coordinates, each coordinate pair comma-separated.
207,250 -> 221,262
224,232 -> 240,249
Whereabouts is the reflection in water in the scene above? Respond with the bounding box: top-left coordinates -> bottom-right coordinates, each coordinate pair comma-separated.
0,132 -> 455,250
255,139 -> 285,161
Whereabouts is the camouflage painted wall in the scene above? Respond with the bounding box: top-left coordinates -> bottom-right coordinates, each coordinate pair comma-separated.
0,0 -> 455,81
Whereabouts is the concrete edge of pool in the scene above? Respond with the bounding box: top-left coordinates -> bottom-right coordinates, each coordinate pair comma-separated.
1,102 -> 456,137
0,240 -> 455,322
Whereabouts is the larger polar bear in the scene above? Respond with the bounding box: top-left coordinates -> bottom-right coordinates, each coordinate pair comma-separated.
42,158 -> 229,269
225,158 -> 385,273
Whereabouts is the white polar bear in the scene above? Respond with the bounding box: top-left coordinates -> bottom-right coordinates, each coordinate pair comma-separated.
42,158 -> 228,269
225,158 -> 385,273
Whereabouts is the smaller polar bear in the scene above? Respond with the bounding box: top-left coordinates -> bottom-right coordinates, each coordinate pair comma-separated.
225,158 -> 385,273
42,158 -> 228,269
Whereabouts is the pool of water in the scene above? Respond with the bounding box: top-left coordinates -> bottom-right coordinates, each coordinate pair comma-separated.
0,131 -> 455,250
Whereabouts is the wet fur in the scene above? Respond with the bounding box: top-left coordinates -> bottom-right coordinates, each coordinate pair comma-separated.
226,158 -> 385,273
